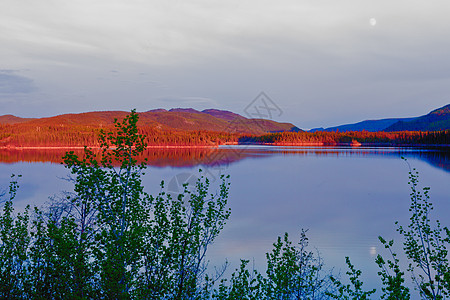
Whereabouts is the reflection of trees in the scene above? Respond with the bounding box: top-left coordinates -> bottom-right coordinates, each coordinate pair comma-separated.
0,147 -> 449,173
0,148 -> 252,167
0,149 -> 80,164
415,150 -> 450,172
270,147 -> 450,172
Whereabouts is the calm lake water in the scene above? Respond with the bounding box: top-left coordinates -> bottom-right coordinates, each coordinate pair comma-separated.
1,146 -> 449,294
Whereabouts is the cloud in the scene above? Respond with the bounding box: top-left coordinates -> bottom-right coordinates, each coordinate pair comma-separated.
2,0 -> 450,70
0,70 -> 36,95
0,69 -> 17,74
1,0 -> 450,123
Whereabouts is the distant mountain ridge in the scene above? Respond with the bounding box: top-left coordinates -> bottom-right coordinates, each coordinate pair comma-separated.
3,104 -> 449,135
385,104 -> 450,131
0,108 -> 301,135
309,118 -> 415,132
311,104 -> 450,132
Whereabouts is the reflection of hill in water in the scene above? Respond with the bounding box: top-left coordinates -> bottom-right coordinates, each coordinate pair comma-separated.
237,146 -> 450,173
0,148 -> 252,167
415,150 -> 450,172
0,146 -> 449,173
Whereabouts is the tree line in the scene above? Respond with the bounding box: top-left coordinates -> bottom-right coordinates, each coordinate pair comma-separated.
239,130 -> 450,146
0,123 -> 239,147
1,118 -> 450,147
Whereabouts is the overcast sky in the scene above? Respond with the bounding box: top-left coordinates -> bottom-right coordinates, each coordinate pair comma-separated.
1,0 -> 450,129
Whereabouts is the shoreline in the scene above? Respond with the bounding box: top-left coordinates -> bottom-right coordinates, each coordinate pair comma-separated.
227,142 -> 450,148
0,143 -> 449,150
0,145 -> 220,150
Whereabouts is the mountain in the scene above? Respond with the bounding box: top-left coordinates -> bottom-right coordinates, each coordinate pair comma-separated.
0,115 -> 36,124
0,109 -> 301,135
202,109 -> 245,122
311,104 -> 450,132
168,108 -> 202,114
385,104 -> 450,131
310,118 -> 415,132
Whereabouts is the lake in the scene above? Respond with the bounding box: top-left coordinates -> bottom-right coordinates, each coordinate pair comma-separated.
1,146 -> 449,294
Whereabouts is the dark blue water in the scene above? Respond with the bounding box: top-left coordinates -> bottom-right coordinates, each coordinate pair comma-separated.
1,146 -> 449,295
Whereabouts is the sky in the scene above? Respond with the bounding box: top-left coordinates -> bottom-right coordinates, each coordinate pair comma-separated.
1,0 -> 450,129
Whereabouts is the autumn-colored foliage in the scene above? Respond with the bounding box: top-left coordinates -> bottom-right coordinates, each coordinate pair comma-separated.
0,123 -> 241,148
240,130 -> 450,146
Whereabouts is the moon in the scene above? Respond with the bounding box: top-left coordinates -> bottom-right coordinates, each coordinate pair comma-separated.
370,18 -> 377,26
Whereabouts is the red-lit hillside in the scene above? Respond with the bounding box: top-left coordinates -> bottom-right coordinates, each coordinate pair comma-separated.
0,109 -> 299,133
0,109 -> 300,147
0,115 -> 36,124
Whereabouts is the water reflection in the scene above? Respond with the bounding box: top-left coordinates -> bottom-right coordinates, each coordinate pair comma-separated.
0,146 -> 449,296
1,146 -> 449,172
